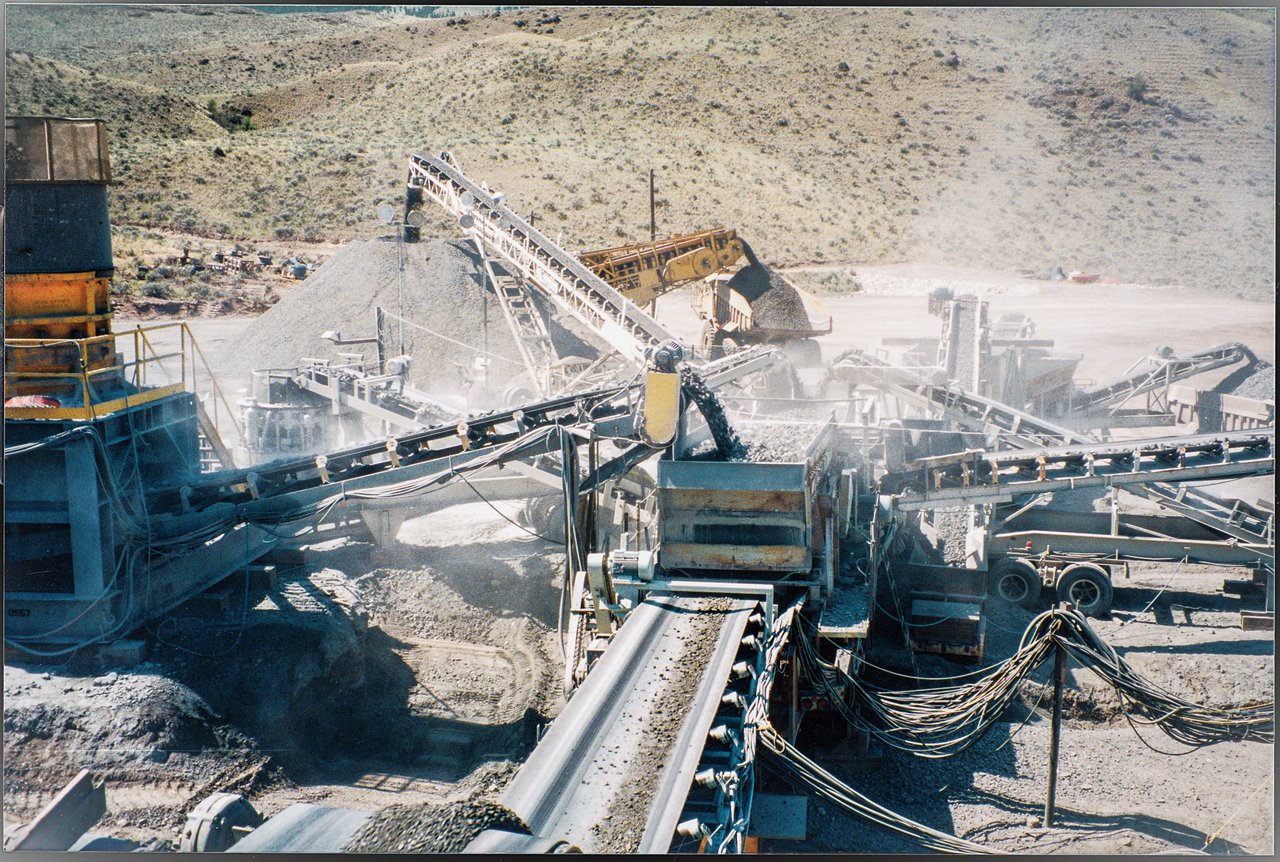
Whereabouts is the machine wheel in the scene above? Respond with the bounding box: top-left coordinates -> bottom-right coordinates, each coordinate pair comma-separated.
700,322 -> 719,357
179,793 -> 262,853
503,385 -> 537,408
528,495 -> 566,543
1056,564 -> 1114,617
990,558 -> 1042,610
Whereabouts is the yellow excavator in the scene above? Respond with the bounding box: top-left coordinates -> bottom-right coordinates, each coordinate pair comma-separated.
579,228 -> 831,362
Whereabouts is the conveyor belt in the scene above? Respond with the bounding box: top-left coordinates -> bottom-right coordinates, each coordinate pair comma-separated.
502,594 -> 755,853
408,151 -> 679,365
832,350 -> 1275,545
1073,342 -> 1251,415
892,428 -> 1275,511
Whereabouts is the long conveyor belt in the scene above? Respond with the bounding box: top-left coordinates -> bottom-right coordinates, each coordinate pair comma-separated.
890,428 -> 1275,510
157,347 -> 778,518
406,151 -> 680,365
830,350 -> 1275,546
501,594 -> 756,853
1072,341 -> 1251,415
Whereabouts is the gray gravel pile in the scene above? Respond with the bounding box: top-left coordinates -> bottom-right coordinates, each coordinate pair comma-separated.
344,799 -> 529,853
728,242 -> 812,332
734,421 -> 822,462
355,566 -> 495,643
1219,360 -> 1275,401
216,238 -> 526,394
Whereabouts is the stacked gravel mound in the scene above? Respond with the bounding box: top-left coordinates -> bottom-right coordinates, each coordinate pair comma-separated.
344,799 -> 528,853
215,238 -> 527,395
726,241 -> 812,332
736,421 -> 820,462
1219,359 -> 1275,401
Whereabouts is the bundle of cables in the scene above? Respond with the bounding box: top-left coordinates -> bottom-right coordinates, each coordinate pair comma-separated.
796,608 -> 1063,758
1051,607 -> 1273,748
753,602 -> 995,854
798,606 -> 1273,757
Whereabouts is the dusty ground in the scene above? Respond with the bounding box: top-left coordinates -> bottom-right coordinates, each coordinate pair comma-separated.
772,562 -> 1274,855
3,502 -> 567,848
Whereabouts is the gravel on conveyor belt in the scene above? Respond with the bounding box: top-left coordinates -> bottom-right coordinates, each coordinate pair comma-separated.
948,300 -> 979,389
727,241 -> 812,332
588,597 -> 736,854
344,798 -> 529,853
734,421 -> 822,463
931,507 -> 971,565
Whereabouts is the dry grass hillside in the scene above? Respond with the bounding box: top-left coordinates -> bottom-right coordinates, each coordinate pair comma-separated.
5,5 -> 1275,297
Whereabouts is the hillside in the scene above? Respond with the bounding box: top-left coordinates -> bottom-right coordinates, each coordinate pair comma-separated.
4,5 -> 1275,298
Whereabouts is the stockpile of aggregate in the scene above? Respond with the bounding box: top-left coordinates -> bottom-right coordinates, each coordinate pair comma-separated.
727,241 -> 812,332
735,421 -> 821,462
217,237 -> 535,396
1219,359 -> 1275,401
344,799 -> 528,853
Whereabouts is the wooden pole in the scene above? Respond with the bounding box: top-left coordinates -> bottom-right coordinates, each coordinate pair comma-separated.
649,169 -> 657,241
1044,601 -> 1070,827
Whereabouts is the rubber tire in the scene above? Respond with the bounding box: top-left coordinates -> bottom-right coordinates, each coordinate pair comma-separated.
1056,564 -> 1114,617
530,495 -> 566,543
990,558 -> 1042,610
700,322 -> 719,357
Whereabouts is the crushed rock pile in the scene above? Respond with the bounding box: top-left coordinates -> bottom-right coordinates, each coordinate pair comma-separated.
344,799 -> 528,853
1219,359 -> 1275,401
216,238 -> 530,397
727,241 -> 812,332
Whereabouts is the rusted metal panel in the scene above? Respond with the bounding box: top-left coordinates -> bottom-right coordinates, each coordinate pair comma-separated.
660,487 -> 805,514
661,542 -> 809,571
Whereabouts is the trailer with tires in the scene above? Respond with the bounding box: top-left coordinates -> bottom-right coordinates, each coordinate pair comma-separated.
988,554 -> 1124,617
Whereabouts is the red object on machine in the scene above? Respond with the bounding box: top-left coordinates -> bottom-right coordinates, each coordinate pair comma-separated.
4,395 -> 61,408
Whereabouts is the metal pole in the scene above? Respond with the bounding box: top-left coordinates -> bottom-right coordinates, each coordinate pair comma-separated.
397,225 -> 406,356
649,169 -> 656,241
375,306 -> 386,372
1044,601 -> 1070,827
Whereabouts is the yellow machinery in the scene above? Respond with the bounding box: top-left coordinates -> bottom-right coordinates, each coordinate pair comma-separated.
578,228 -> 746,307
581,228 -> 831,362
640,341 -> 684,448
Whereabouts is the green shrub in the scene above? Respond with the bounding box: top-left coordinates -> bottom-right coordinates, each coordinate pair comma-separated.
1126,75 -> 1148,102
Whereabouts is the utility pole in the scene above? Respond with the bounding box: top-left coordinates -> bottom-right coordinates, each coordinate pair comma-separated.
649,169 -> 657,241
396,222 -> 406,356
1044,601 -> 1071,828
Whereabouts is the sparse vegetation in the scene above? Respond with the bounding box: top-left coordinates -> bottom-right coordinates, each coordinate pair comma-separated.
1126,74 -> 1149,102
2,6 -> 1273,298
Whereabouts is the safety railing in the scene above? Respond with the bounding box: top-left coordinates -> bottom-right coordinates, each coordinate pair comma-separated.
4,322 -> 248,451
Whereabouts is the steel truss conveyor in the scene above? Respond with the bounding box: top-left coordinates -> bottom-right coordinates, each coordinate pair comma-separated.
831,350 -> 1275,548
148,348 -> 775,535
406,151 -> 681,367
1071,342 -> 1252,417
890,429 -> 1275,511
